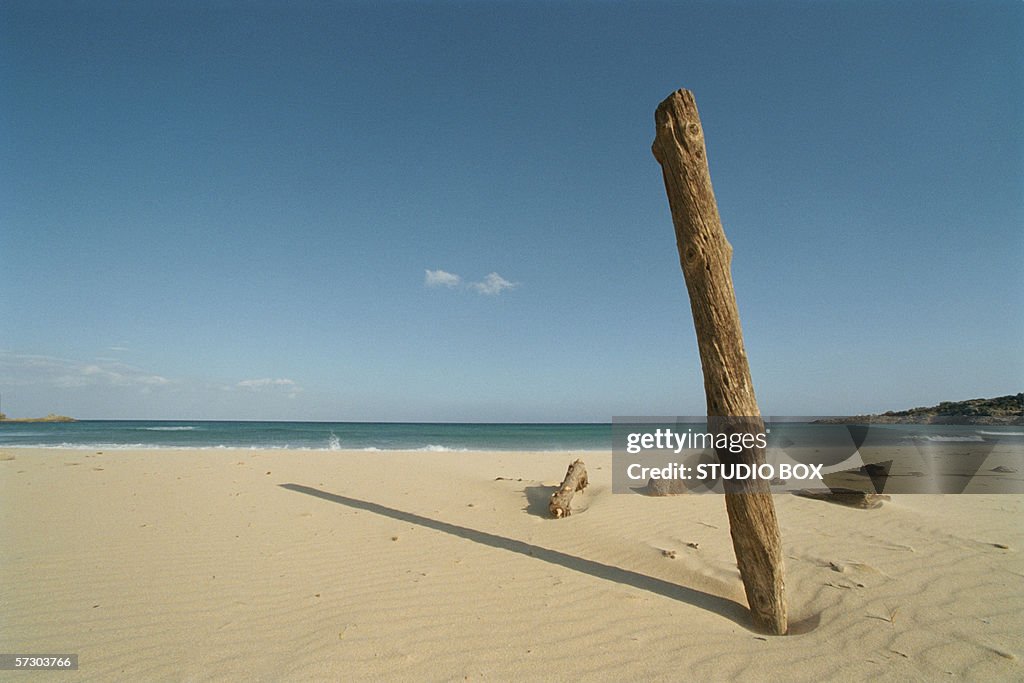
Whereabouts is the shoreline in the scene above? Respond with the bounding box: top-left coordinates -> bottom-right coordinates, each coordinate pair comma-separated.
0,446 -> 614,456
2,447 -> 1021,680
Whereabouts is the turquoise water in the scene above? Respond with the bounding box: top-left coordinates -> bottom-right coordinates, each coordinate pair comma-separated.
2,420 -> 1021,452
0,421 -> 613,451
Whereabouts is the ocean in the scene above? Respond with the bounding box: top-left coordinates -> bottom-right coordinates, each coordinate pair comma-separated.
1,420 -> 1021,452
0,420 -> 612,451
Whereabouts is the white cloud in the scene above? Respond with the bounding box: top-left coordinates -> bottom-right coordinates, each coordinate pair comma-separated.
237,378 -> 303,398
68,364 -> 170,388
237,378 -> 298,389
425,268 -> 519,295
424,269 -> 461,288
470,272 -> 518,295
0,353 -> 172,389
0,351 -> 314,417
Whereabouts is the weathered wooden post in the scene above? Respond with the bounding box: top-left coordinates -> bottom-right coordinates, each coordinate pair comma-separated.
651,88 -> 788,634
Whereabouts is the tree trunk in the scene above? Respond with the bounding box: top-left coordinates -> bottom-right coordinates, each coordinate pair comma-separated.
651,88 -> 788,635
549,459 -> 588,518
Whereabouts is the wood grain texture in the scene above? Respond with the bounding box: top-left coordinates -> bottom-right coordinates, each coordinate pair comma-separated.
549,459 -> 588,518
652,89 -> 788,635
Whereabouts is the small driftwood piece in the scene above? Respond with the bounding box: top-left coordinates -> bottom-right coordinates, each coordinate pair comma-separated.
549,458 -> 588,518
793,489 -> 890,509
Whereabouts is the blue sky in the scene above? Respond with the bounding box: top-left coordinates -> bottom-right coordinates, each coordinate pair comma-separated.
1,1 -> 1021,421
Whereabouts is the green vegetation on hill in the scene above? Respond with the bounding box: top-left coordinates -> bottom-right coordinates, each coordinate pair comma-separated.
817,394 -> 1023,425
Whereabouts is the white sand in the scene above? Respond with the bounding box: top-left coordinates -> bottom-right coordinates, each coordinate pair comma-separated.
1,448 -> 1021,681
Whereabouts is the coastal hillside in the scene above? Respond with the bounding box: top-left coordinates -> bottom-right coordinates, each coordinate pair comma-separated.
819,394 -> 1023,425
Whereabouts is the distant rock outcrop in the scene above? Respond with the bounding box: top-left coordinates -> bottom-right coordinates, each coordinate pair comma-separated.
0,413 -> 76,423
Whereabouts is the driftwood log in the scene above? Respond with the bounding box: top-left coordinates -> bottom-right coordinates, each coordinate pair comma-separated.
652,89 -> 788,635
549,459 -> 588,518
793,489 -> 890,509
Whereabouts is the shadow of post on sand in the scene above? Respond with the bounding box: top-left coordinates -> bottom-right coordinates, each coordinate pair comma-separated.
278,482 -> 775,632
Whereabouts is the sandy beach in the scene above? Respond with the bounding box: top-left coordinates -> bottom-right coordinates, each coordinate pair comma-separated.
1,447 -> 1021,681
